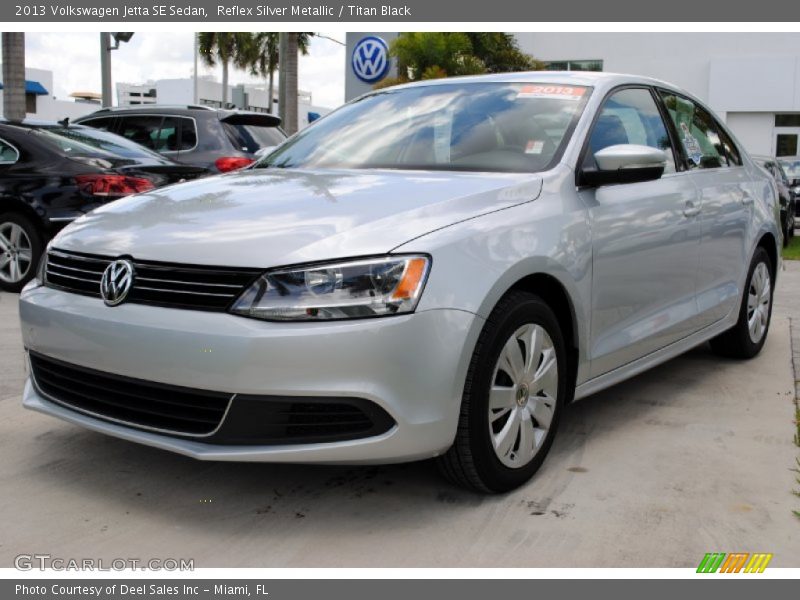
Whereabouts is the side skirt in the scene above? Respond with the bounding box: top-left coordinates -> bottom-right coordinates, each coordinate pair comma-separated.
573,316 -> 735,401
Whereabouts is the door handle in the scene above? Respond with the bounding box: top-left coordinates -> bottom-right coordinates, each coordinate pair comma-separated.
683,201 -> 700,218
742,194 -> 754,205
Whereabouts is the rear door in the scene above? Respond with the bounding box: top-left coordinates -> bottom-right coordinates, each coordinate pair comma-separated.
658,90 -> 752,327
580,86 -> 702,377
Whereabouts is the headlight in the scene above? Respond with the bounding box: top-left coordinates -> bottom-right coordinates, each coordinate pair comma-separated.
230,255 -> 430,321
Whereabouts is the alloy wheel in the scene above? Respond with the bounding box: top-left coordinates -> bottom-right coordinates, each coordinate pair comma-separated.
747,262 -> 771,344
0,222 -> 33,284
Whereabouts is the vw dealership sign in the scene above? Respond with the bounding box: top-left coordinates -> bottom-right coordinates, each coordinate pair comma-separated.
351,36 -> 390,84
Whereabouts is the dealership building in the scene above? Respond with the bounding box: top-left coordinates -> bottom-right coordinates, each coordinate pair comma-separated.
346,32 -> 800,160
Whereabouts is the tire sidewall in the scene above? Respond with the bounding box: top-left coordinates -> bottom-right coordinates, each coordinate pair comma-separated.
737,247 -> 774,357
468,295 -> 567,492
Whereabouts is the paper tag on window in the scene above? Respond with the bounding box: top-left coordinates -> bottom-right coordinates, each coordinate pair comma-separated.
516,85 -> 585,100
525,140 -> 544,154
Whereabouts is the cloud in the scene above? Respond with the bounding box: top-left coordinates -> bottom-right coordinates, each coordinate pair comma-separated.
24,32 -> 345,109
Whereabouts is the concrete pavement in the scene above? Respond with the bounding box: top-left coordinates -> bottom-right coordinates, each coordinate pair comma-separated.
0,267 -> 797,567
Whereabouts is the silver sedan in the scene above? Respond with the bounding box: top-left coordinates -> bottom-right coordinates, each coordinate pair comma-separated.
18,72 -> 780,492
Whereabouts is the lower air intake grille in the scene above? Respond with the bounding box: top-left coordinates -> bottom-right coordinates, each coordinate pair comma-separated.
29,353 -> 397,445
30,353 -> 232,436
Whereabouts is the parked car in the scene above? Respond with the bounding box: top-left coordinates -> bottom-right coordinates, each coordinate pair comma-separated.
778,157 -> 800,203
752,155 -> 795,245
75,105 -> 286,173
0,119 -> 207,291
20,73 -> 780,493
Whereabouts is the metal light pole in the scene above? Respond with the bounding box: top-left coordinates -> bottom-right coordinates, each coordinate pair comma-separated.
193,32 -> 199,104
100,33 -> 112,107
100,32 -> 134,108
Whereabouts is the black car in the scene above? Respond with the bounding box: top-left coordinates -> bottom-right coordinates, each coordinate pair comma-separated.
778,157 -> 800,208
0,120 -> 207,292
753,155 -> 796,245
75,105 -> 286,173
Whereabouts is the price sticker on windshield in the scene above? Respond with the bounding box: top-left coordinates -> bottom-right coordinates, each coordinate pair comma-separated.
516,85 -> 586,100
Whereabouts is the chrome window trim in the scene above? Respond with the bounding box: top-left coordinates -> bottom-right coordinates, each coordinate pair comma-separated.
0,136 -> 21,165
106,113 -> 200,154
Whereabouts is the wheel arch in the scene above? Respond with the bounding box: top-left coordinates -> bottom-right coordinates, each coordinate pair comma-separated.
756,231 -> 778,281
0,196 -> 48,230
493,272 -> 581,403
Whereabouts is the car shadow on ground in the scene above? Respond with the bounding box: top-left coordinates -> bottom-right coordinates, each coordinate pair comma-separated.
22,342 -> 736,535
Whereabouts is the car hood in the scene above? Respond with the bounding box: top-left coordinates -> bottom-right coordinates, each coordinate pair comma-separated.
53,168 -> 543,268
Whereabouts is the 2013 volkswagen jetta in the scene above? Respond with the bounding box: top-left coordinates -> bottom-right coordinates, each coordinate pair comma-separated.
19,73 -> 780,492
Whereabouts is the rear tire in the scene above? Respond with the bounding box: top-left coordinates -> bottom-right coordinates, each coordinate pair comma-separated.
437,291 -> 567,493
0,213 -> 43,293
783,215 -> 793,246
709,246 -> 773,359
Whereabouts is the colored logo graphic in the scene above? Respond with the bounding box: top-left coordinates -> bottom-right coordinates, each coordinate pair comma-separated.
696,552 -> 773,573
351,36 -> 389,84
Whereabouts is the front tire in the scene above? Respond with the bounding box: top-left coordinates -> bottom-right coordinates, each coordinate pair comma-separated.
437,291 -> 567,493
709,246 -> 773,359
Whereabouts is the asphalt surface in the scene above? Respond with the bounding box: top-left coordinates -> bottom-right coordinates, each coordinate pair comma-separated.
0,266 -> 798,568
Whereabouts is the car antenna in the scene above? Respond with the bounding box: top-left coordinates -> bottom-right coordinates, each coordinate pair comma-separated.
58,117 -> 70,127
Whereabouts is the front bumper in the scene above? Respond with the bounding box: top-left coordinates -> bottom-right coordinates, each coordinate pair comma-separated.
19,284 -> 481,464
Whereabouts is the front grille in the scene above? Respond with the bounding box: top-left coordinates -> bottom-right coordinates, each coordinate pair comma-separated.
30,352 -> 232,436
45,249 -> 261,311
29,353 -> 397,445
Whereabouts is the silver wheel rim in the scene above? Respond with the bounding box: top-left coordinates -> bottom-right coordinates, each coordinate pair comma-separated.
0,222 -> 33,284
489,323 -> 558,469
747,262 -> 771,344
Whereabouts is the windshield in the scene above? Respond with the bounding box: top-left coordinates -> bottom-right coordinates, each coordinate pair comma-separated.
779,158 -> 800,181
257,82 -> 590,173
36,126 -> 164,160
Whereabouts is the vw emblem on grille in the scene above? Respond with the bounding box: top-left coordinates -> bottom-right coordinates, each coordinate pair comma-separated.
100,259 -> 135,306
351,36 -> 389,84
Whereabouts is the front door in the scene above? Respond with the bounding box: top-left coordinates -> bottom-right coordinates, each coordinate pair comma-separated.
580,87 -> 702,378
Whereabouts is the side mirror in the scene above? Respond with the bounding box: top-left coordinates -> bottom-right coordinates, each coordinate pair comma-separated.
578,144 -> 667,187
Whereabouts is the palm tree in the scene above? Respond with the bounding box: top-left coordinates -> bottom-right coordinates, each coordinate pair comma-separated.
197,32 -> 250,107
243,33 -> 312,115
1,33 -> 26,121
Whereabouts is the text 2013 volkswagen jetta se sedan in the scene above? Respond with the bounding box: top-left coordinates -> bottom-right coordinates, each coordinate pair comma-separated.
19,73 -> 780,492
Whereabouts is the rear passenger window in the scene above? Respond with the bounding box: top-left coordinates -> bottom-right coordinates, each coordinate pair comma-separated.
79,117 -> 116,132
0,139 -> 19,163
587,87 -> 676,173
117,116 -> 164,150
116,116 -> 197,153
659,92 -> 741,169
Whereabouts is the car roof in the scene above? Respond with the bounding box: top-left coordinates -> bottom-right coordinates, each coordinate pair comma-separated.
79,104 -> 217,116
386,71 -> 682,94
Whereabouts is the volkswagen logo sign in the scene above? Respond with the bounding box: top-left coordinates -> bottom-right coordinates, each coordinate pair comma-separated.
100,259 -> 135,307
351,36 -> 389,84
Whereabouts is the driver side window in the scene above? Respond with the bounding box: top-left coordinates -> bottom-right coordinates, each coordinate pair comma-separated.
587,88 -> 677,174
